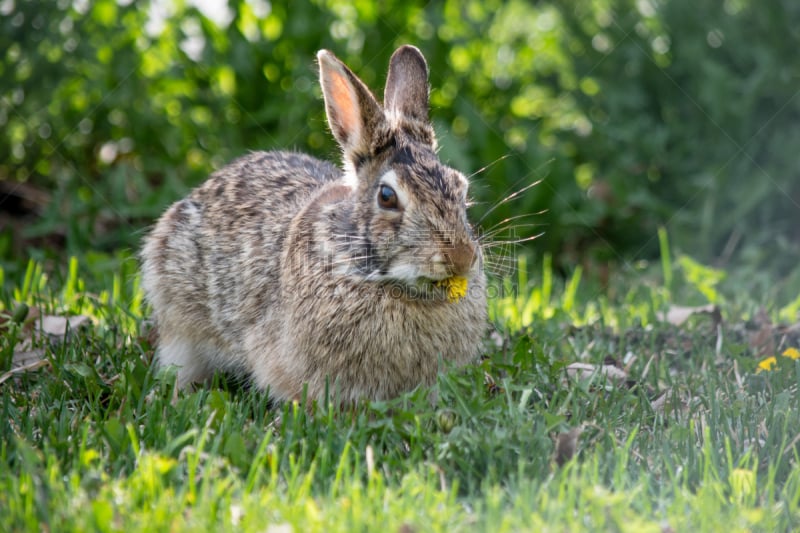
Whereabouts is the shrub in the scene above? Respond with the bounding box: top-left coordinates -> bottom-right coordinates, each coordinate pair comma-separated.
1,0 -> 798,272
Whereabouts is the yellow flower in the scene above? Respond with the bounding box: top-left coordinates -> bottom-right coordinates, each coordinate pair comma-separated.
436,276 -> 468,303
757,357 -> 777,372
782,347 -> 800,360
757,347 -> 800,372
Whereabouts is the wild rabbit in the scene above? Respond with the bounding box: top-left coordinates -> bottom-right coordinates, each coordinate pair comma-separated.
140,45 -> 487,404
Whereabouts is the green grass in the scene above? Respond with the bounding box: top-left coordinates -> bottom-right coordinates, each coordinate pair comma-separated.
1,251 -> 799,532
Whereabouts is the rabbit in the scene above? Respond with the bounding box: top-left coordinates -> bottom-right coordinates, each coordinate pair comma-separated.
140,45 -> 487,404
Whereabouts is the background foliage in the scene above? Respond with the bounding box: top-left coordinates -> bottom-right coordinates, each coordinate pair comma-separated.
1,0 -> 799,276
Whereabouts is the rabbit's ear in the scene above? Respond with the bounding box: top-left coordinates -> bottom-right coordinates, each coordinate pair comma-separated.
384,45 -> 430,123
318,50 -> 384,160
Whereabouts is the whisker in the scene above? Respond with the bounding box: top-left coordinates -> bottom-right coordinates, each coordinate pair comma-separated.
480,223 -> 548,241
481,233 -> 545,247
467,153 -> 512,180
482,221 -> 547,233
480,212 -> 547,234
477,178 -> 544,225
482,254 -> 517,265
474,158 -> 553,225
482,246 -> 519,262
482,258 -> 517,274
482,257 -> 518,278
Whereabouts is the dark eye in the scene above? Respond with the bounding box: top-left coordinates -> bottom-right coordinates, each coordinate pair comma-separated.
377,184 -> 399,209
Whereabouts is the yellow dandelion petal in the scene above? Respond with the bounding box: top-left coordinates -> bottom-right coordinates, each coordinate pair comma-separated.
781,347 -> 800,360
436,276 -> 468,303
757,356 -> 777,372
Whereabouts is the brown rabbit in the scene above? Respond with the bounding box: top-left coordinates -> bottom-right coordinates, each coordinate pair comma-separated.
140,45 -> 487,404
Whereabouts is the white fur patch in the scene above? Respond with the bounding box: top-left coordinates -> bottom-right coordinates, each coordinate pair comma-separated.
385,262 -> 424,282
342,162 -> 358,188
385,261 -> 449,282
384,109 -> 402,128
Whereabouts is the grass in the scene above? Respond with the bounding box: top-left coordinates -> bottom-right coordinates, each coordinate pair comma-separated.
1,248 -> 799,532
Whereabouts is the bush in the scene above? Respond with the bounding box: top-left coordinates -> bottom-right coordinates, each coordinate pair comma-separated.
1,0 -> 798,272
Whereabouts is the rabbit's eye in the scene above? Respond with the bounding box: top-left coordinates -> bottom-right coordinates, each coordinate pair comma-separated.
378,185 -> 399,209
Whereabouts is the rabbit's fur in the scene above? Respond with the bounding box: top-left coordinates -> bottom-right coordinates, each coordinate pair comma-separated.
141,46 -> 487,403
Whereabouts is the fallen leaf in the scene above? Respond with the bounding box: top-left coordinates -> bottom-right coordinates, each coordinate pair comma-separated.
650,388 -> 688,416
12,348 -> 46,369
554,427 -> 583,466
1,342 -> 49,385
650,391 -> 669,413
0,356 -> 50,385
39,314 -> 90,338
658,304 -> 721,326
748,308 -> 775,358
566,362 -> 628,383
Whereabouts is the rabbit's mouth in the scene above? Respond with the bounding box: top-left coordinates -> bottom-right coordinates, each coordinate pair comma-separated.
381,276 -> 466,303
381,256 -> 472,284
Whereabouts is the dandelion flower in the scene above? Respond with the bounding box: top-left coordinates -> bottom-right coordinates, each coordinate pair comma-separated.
757,357 -> 777,372
782,347 -> 800,360
757,347 -> 800,372
435,276 -> 468,303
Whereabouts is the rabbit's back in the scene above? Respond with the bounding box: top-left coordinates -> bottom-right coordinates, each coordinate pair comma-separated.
141,151 -> 340,379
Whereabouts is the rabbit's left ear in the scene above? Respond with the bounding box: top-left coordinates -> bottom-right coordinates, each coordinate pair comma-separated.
318,50 -> 385,162
384,45 -> 430,123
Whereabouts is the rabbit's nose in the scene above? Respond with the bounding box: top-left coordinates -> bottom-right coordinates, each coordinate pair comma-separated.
443,241 -> 478,276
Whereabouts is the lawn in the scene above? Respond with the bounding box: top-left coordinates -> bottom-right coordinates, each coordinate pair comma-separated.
1,245 -> 799,532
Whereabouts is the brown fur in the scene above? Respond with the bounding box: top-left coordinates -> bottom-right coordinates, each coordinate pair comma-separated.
140,46 -> 487,403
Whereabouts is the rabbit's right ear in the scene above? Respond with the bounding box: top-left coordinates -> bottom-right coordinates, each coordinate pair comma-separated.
318,50 -> 385,163
384,45 -> 430,123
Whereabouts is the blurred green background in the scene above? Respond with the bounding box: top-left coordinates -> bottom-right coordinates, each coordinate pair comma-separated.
1,0 -> 799,280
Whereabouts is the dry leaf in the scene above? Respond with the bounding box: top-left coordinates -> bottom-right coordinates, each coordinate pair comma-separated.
748,308 -> 775,357
39,314 -> 90,338
554,426 -> 583,466
650,390 -> 670,414
12,348 -> 46,369
658,304 -> 721,326
566,362 -> 628,383
650,388 -> 690,418
0,349 -> 50,386
1,337 -> 50,385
